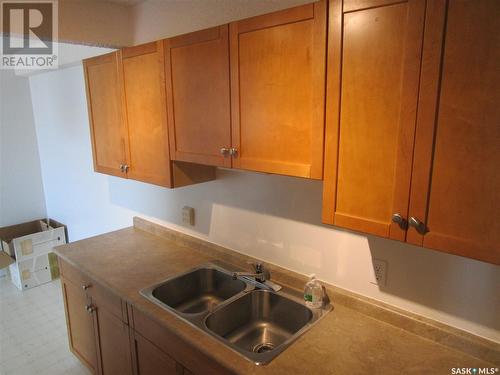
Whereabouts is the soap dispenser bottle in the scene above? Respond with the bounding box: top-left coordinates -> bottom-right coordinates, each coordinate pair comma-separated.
304,274 -> 324,308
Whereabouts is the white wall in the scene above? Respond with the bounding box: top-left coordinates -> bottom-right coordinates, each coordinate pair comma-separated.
132,0 -> 315,44
58,0 -> 133,47
29,64 -> 500,343
0,70 -> 46,227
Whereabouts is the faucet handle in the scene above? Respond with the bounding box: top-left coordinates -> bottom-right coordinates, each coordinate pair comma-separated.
247,261 -> 263,273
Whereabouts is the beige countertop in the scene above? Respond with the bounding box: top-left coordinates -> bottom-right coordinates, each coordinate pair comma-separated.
54,222 -> 499,375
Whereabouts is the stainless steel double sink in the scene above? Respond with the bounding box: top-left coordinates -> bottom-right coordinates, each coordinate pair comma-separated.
140,264 -> 331,365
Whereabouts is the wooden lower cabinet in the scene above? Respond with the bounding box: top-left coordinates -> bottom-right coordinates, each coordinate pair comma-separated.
60,259 -> 229,375
131,306 -> 233,375
60,259 -> 132,375
131,331 -> 179,375
93,304 -> 133,375
61,277 -> 97,373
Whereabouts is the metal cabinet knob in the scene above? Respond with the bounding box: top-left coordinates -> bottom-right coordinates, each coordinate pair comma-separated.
409,216 -> 427,234
229,148 -> 238,157
123,164 -> 129,172
119,164 -> 124,172
220,147 -> 229,156
391,213 -> 407,229
85,305 -> 96,314
82,284 -> 91,291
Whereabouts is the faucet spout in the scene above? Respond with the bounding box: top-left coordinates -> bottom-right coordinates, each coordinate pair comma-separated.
232,272 -> 263,281
235,263 -> 267,282
231,263 -> 277,287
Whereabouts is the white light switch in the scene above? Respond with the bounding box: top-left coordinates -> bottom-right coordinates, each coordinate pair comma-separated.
182,206 -> 195,226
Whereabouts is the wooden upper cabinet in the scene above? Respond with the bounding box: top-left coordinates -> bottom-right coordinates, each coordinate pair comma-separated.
84,44 -> 215,188
322,0 -> 425,239
406,0 -> 500,264
165,26 -> 232,168
84,52 -> 128,178
229,1 -> 327,179
119,42 -> 172,187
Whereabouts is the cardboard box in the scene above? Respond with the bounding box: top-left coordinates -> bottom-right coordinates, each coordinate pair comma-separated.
0,219 -> 67,290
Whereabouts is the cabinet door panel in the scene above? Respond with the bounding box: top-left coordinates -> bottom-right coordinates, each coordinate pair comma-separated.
165,26 -> 231,167
84,52 -> 127,178
322,0 -> 425,239
408,0 -> 500,264
93,305 -> 132,375
61,277 -> 97,373
120,42 -> 172,187
230,1 -> 326,179
132,332 -> 178,375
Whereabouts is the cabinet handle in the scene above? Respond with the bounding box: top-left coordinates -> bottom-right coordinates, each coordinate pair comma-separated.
220,147 -> 230,156
229,148 -> 238,157
409,216 -> 427,234
119,164 -> 124,172
123,164 -> 129,172
82,284 -> 91,290
85,304 -> 96,314
391,213 -> 408,230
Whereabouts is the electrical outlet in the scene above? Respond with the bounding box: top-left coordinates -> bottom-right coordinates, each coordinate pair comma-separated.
182,206 -> 195,226
371,259 -> 387,286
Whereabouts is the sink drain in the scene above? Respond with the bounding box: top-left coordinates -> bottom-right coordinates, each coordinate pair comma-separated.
252,342 -> 275,354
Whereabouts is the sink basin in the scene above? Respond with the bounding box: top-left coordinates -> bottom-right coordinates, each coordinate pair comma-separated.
142,266 -> 247,315
204,290 -> 323,364
141,264 -> 331,365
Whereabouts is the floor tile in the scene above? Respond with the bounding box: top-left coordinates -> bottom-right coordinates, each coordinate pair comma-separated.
0,276 -> 91,375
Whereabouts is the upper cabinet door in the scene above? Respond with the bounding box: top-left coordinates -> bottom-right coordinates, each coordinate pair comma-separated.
229,1 -> 327,179
119,42 -> 172,187
322,0 -> 425,239
164,26 -> 232,168
84,52 -> 128,178
407,0 -> 500,264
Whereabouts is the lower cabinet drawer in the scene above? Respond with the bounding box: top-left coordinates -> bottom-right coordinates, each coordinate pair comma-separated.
89,280 -> 127,324
59,258 -> 127,324
59,258 -> 88,288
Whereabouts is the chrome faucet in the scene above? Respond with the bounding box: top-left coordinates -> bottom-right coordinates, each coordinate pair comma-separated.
232,263 -> 269,283
232,263 -> 281,292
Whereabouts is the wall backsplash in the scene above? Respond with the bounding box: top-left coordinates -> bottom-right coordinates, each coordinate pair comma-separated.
27,65 -> 500,343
